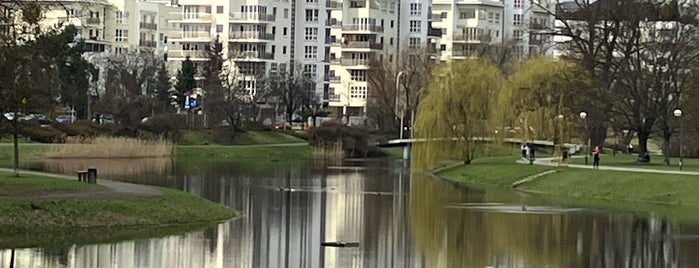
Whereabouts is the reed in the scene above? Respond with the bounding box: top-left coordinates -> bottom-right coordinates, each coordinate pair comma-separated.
44,137 -> 173,158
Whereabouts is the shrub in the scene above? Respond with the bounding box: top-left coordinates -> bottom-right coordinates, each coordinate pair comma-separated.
20,125 -> 65,143
138,114 -> 180,141
308,121 -> 370,158
52,121 -> 113,138
212,127 -> 236,145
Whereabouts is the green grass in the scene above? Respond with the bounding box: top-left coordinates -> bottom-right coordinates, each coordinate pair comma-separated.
178,130 -> 216,145
438,155 -> 556,187
0,173 -> 106,196
568,153 -> 699,172
232,130 -> 306,145
0,188 -> 235,247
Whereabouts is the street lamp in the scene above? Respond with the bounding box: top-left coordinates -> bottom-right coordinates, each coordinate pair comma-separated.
396,71 -> 405,139
579,111 -> 590,165
674,108 -> 683,170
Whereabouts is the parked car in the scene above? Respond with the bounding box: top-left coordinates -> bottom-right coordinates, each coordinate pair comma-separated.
19,114 -> 51,125
275,123 -> 291,130
55,115 -> 76,124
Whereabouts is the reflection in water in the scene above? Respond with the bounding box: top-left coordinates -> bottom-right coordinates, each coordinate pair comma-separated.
4,159 -> 699,267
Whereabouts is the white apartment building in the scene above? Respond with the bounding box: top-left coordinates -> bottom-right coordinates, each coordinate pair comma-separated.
431,0 -> 555,60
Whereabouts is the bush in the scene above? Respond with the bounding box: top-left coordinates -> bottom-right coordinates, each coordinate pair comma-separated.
212,127 -> 236,145
52,121 -> 113,138
138,114 -> 180,141
308,121 -> 370,158
19,125 -> 65,143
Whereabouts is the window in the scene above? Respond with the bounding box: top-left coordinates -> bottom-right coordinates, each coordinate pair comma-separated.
115,11 -> 128,24
390,37 -> 394,45
514,0 -> 523,8
284,8 -> 288,18
513,30 -> 522,39
350,86 -> 367,99
409,37 -> 420,49
304,64 -> 317,77
304,46 -> 317,58
216,6 -> 223,14
283,46 -> 287,54
305,9 -> 319,22
478,9 -> 486,20
390,20 -> 394,28
440,44 -> 446,51
460,9 -> 475,19
205,6 -> 211,14
271,45 -> 275,53
409,20 -> 421,32
216,24 -> 223,32
440,12 -> 447,19
409,3 -> 422,16
115,29 -> 128,42
488,12 -> 494,23
305,27 -> 318,40
350,70 -> 366,81
306,0 -> 318,2
513,14 -> 522,26
495,13 -> 501,24
283,27 -> 287,35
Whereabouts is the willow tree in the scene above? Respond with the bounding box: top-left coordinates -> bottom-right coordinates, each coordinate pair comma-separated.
497,58 -> 592,148
412,59 -> 501,170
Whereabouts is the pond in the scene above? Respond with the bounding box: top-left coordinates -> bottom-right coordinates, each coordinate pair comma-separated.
2,157 -> 699,267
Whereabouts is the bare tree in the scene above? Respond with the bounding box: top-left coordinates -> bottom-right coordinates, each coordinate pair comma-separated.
264,65 -> 314,125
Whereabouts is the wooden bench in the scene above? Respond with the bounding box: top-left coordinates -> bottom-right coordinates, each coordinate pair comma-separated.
76,170 -> 88,183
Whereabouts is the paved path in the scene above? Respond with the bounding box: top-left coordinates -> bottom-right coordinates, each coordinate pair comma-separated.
516,156 -> 699,175
0,168 -> 162,201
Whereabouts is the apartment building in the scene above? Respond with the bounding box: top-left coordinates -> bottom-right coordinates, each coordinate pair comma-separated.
431,0 -> 555,60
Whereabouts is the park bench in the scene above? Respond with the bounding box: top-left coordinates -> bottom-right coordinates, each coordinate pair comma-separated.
75,168 -> 98,184
76,170 -> 88,183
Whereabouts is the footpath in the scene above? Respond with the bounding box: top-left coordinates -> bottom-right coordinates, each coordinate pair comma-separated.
0,168 -> 162,201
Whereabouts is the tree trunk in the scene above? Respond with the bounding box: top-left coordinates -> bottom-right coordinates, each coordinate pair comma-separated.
662,137 -> 671,165
12,130 -> 19,177
637,130 -> 650,156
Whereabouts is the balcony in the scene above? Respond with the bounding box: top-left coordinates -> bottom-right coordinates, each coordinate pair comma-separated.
341,41 -> 383,50
452,34 -> 492,43
140,22 -> 157,30
139,40 -> 157,48
167,50 -> 208,59
529,38 -> 543,45
229,32 -> 274,41
340,58 -> 370,67
230,12 -> 275,22
86,17 -> 101,24
168,31 -> 212,41
530,22 -> 547,30
452,50 -> 476,58
325,18 -> 342,27
325,36 -> 339,45
230,50 -> 274,61
427,28 -> 442,38
342,24 -> 383,33
328,93 -> 341,102
326,75 -> 341,83
430,13 -> 443,22
169,12 -> 214,23
326,0 -> 342,9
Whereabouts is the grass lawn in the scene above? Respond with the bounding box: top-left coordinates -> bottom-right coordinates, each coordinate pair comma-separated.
568,153 -> 699,172
0,188 -> 235,248
232,130 -> 306,145
0,173 -> 106,196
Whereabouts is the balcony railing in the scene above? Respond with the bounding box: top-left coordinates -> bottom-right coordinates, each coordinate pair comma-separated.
430,13 -> 443,22
86,17 -> 101,24
452,34 -> 491,43
229,32 -> 275,40
326,75 -> 341,83
530,22 -> 547,30
326,18 -> 342,27
342,24 -> 383,32
169,12 -> 214,21
230,51 -> 274,60
230,12 -> 275,22
140,22 -> 157,30
325,36 -> 339,45
169,31 -> 212,39
139,40 -> 157,47
341,41 -> 383,50
326,0 -> 342,8
328,94 -> 342,102
167,50 -> 208,59
427,28 -> 442,37
340,58 -> 370,66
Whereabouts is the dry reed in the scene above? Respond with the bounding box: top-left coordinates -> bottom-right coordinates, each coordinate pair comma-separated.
44,137 -> 173,159
312,141 -> 344,160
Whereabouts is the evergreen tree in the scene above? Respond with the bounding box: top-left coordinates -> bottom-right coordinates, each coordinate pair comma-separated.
154,62 -> 174,113
174,56 -> 196,108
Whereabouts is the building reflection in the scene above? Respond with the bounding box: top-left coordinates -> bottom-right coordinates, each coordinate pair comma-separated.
0,160 -> 416,268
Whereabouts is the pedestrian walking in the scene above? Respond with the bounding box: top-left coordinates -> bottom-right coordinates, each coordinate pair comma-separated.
521,143 -> 528,159
593,146 -> 601,169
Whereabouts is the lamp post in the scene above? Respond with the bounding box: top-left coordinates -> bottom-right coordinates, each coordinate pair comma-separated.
557,114 -> 564,164
396,71 -> 405,139
579,111 -> 590,165
674,108 -> 683,170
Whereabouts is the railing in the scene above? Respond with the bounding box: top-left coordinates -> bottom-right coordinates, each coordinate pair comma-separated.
139,40 -> 157,47
452,50 -> 475,57
140,22 -> 157,30
328,94 -> 342,102
326,18 -> 342,27
341,41 -> 383,50
167,50 -> 208,59
340,58 -> 369,66
530,22 -> 547,30
169,31 -> 211,39
427,28 -> 442,37
229,12 -> 275,22
326,0 -> 342,8
86,17 -> 101,24
229,32 -> 274,40
327,75 -> 341,83
342,24 -> 383,32
230,51 -> 274,60
169,12 -> 214,21
452,34 -> 491,43
430,13 -> 443,22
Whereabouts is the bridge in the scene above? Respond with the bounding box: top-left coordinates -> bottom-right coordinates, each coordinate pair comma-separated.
376,137 -> 584,160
